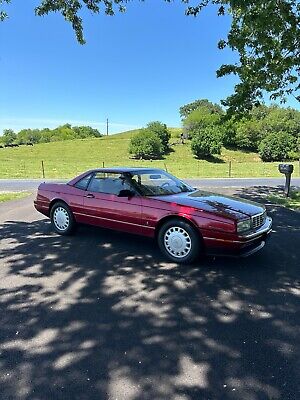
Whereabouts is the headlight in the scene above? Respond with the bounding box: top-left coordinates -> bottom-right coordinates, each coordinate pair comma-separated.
237,218 -> 251,233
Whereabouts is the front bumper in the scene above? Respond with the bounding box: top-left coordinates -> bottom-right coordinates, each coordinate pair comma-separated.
205,217 -> 273,258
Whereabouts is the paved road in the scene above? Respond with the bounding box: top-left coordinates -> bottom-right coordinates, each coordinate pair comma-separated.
0,191 -> 299,400
0,177 -> 300,192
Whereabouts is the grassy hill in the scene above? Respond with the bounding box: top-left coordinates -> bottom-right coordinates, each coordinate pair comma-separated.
0,128 -> 298,179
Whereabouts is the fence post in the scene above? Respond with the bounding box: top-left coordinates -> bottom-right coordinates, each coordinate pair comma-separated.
228,161 -> 232,178
102,161 -> 105,168
41,160 -> 45,179
164,163 -> 168,172
22,161 -> 25,178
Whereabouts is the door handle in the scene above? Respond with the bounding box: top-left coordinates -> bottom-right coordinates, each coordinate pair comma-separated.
84,193 -> 95,198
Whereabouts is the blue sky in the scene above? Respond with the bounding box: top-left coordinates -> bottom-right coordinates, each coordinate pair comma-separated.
0,1 -> 297,135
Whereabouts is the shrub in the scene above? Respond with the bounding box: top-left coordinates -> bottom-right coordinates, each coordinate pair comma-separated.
235,119 -> 262,151
191,126 -> 223,159
129,129 -> 163,159
146,121 -> 170,153
221,119 -> 237,148
258,131 -> 293,161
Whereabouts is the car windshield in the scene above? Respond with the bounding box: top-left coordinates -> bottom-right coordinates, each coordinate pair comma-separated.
127,170 -> 195,196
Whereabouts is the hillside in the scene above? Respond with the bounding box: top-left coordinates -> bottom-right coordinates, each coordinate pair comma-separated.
0,128 -> 298,179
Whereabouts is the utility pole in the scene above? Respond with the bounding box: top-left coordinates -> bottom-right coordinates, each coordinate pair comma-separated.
106,118 -> 109,136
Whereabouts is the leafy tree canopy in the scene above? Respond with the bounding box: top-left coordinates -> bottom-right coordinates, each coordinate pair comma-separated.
182,102 -> 223,133
179,99 -> 224,119
1,124 -> 102,145
1,1 -> 300,113
2,128 -> 16,145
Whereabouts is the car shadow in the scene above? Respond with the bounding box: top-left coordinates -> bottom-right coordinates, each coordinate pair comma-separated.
0,193 -> 299,399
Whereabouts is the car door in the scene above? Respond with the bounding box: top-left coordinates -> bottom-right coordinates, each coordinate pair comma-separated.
83,172 -> 142,234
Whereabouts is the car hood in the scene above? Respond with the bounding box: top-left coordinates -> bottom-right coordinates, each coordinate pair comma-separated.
153,190 -> 265,220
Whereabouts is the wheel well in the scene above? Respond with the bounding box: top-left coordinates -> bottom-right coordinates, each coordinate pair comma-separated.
155,215 -> 202,241
49,199 -> 68,215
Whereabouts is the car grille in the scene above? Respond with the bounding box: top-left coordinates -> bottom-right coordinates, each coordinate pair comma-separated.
252,211 -> 266,230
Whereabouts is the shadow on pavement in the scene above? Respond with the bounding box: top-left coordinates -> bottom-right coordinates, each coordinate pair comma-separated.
0,190 -> 299,400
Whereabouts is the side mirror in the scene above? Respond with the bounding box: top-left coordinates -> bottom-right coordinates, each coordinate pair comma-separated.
118,189 -> 135,198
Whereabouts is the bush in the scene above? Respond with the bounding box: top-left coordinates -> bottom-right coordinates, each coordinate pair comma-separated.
129,129 -> 163,159
146,121 -> 170,153
221,119 -> 237,148
235,119 -> 262,151
258,131 -> 293,161
191,126 -> 223,159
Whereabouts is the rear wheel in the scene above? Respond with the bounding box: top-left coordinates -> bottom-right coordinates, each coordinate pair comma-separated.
50,202 -> 76,235
158,219 -> 201,264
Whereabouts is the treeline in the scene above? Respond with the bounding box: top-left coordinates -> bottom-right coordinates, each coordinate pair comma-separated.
181,100 -> 300,161
0,124 -> 102,146
128,100 -> 300,162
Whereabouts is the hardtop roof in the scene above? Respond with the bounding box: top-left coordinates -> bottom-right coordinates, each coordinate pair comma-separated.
92,167 -> 164,173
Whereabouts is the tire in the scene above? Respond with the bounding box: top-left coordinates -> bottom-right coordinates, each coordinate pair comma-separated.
50,201 -> 76,236
158,219 -> 201,264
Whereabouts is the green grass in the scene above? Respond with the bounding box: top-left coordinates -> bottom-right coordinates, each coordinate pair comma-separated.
0,128 -> 299,179
268,190 -> 300,210
0,192 -> 31,203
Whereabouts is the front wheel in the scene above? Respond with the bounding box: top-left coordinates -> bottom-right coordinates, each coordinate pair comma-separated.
158,219 -> 201,264
50,202 -> 76,235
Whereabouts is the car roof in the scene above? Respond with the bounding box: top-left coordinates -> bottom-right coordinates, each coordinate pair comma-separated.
92,167 -> 164,173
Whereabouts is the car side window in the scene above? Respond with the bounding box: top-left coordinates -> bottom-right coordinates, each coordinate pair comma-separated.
88,172 -> 132,195
74,174 -> 92,190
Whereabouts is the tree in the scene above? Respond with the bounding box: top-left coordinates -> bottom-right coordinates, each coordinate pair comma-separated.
220,119 -> 237,148
2,129 -> 16,145
146,121 -> 170,153
259,131 -> 294,161
16,129 -> 36,144
216,1 -> 300,114
129,129 -> 163,159
191,126 -> 223,159
13,124 -> 103,144
222,104 -> 300,151
180,99 -> 223,119
2,1 -> 299,113
182,104 -> 222,136
261,106 -> 300,150
73,126 -> 102,138
234,119 -> 262,151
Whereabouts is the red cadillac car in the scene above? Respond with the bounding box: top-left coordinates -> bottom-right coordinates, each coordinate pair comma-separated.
34,168 -> 272,263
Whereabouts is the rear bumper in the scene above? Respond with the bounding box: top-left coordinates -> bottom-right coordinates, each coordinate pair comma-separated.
204,217 -> 272,258
34,200 -> 49,217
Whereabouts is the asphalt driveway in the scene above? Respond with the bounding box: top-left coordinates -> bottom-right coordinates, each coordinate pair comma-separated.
0,188 -> 299,400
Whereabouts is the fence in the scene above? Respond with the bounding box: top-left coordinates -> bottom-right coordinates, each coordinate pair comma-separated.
0,159 -> 299,179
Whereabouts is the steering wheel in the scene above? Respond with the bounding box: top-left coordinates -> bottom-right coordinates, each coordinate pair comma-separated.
161,182 -> 171,188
